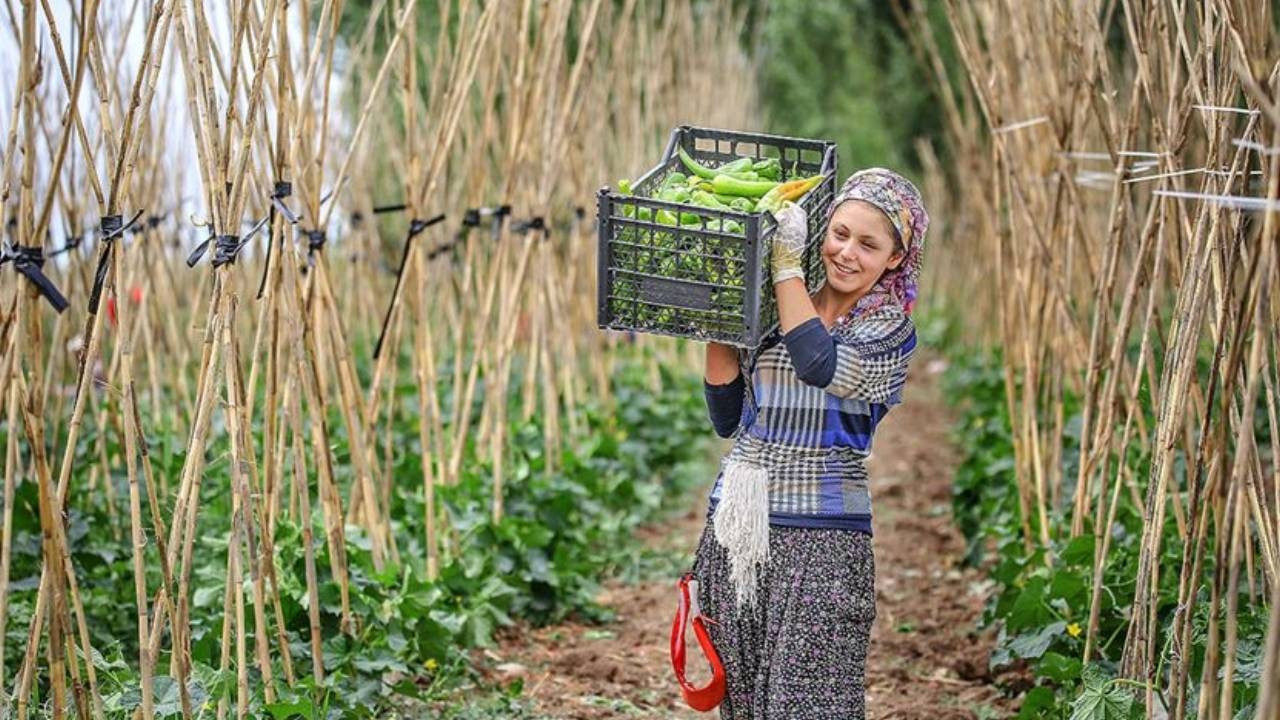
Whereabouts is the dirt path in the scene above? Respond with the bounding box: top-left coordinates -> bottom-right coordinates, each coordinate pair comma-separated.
471,354 -> 1021,718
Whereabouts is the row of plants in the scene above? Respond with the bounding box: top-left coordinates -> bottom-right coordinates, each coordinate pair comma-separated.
935,324 -> 1271,720
1,349 -> 713,719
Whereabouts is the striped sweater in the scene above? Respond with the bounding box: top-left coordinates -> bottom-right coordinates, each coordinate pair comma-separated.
703,303 -> 918,534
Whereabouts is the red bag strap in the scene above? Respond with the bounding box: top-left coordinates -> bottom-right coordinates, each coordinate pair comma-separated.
670,572 -> 726,711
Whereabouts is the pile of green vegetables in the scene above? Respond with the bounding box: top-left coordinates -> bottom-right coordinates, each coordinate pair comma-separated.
605,149 -> 825,341
615,148 -> 824,234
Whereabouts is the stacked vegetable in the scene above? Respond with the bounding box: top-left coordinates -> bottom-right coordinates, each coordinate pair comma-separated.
615,148 -> 824,234
606,147 -> 826,341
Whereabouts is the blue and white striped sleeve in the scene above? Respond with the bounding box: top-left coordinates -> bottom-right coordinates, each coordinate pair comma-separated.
825,309 -> 917,404
783,307 -> 917,404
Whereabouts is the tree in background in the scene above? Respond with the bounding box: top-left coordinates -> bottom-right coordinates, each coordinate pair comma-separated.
754,0 -> 953,181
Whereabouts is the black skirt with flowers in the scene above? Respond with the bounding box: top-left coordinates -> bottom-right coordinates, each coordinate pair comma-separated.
689,518 -> 877,719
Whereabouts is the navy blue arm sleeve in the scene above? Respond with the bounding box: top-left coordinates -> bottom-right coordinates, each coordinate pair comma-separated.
703,373 -> 745,438
782,316 -> 837,387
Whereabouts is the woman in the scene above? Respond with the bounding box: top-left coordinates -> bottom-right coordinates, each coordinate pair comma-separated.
694,167 -> 929,719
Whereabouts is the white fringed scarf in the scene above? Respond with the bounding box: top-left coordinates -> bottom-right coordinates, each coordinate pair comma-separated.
710,458 -> 771,611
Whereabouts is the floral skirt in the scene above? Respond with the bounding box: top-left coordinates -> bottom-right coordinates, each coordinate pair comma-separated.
689,517 -> 877,719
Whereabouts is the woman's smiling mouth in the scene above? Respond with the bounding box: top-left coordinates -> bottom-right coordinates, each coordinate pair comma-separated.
832,260 -> 857,276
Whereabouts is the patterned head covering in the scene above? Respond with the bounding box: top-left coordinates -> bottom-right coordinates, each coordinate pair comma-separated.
821,167 -> 929,317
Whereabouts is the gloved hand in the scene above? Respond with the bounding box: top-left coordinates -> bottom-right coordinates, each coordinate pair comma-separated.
770,201 -> 808,284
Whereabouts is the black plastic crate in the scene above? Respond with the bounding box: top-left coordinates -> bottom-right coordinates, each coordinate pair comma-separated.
596,125 -> 837,348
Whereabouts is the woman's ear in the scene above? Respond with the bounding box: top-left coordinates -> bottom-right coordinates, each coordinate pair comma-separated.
886,250 -> 906,271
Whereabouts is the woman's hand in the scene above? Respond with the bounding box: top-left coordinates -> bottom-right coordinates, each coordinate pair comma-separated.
770,201 -> 808,285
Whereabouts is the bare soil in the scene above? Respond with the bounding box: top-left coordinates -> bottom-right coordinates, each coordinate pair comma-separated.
469,354 -> 1025,718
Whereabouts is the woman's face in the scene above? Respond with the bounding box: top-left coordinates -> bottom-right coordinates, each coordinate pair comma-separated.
820,200 -> 904,297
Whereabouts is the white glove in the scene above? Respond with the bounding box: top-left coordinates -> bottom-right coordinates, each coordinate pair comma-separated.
771,201 -> 808,284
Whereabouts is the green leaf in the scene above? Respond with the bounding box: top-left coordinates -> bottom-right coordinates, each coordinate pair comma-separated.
1016,686 -> 1057,719
1037,651 -> 1083,684
265,699 -> 314,719
1069,663 -> 1136,720
1061,535 -> 1096,566
1008,621 -> 1066,660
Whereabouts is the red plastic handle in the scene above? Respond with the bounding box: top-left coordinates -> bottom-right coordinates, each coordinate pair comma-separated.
670,573 -> 726,711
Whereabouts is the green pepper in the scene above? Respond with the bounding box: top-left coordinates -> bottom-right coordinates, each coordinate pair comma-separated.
718,156 -> 754,174
752,158 -> 782,181
658,171 -> 686,194
729,197 -> 755,213
711,174 -> 779,198
618,178 -> 633,195
655,209 -> 678,226
658,186 -> 691,204
719,170 -> 760,181
691,190 -> 733,211
677,147 -> 717,180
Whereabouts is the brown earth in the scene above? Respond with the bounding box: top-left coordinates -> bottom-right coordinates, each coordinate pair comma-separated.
466,353 -> 1026,718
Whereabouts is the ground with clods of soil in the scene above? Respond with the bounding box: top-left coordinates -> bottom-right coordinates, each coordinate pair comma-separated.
463,354 -> 1026,719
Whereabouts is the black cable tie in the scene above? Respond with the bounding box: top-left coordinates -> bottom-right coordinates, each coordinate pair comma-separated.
511,216 -> 548,238
305,228 -> 327,253
270,180 -> 300,225
374,202 -> 408,215
407,213 -> 446,238
270,197 -> 300,225
372,212 -> 446,360
425,237 -> 460,262
351,210 -> 365,226
575,206 -> 585,220
186,232 -> 215,268
49,233 -> 83,258
3,244 -> 69,313
212,234 -> 243,267
462,208 -> 481,227
258,181 -> 298,298
484,205 -> 511,240
147,214 -> 164,229
87,211 -> 144,313
189,215 -> 268,269
301,228 -> 327,274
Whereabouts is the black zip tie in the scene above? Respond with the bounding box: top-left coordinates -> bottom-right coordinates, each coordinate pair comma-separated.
88,210 -> 144,314
372,213 -> 446,360
485,205 -> 511,241
462,208 -> 481,227
186,230 -> 215,268
305,228 -> 327,259
187,214 -> 269,268
2,244 -> 69,313
511,216 -> 548,238
212,234 -> 242,267
425,237 -> 459,262
48,233 -> 83,258
351,201 -> 409,226
257,181 -> 298,299
300,228 -> 327,274
270,181 -> 299,224
575,206 -> 585,220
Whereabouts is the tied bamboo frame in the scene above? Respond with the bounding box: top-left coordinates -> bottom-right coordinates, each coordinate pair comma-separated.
0,0 -> 758,716
900,0 -> 1278,716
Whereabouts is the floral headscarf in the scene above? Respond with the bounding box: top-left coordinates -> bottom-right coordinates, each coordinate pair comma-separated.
821,167 -> 929,318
